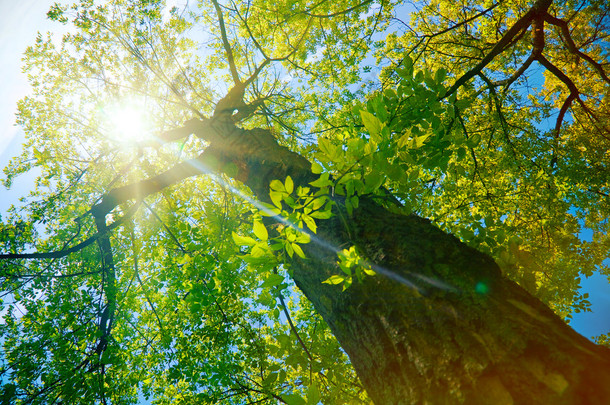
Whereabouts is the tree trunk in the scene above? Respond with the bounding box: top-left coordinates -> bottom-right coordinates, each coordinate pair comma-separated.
93,119 -> 610,404
288,197 -> 610,404
224,124 -> 610,404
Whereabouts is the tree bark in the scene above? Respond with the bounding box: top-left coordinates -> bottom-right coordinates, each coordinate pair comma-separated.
224,123 -> 610,404
288,198 -> 610,404
91,118 -> 610,404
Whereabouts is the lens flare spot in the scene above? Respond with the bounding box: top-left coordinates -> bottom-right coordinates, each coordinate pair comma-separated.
475,281 -> 489,295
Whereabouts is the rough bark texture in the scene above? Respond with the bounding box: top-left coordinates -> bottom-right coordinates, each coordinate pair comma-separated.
288,199 -> 610,404
225,122 -> 610,404
92,117 -> 610,404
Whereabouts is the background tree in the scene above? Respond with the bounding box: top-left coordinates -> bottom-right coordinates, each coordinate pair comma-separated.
1,0 -> 609,404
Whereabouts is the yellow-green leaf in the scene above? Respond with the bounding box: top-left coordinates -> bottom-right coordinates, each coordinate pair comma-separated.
270,191 -> 283,208
260,274 -> 284,289
232,232 -> 256,247
292,243 -> 305,258
310,209 -> 332,219
270,179 -> 285,192
285,175 -> 294,194
322,275 -> 346,285
302,215 -> 317,233
363,267 -> 376,276
360,110 -> 383,141
253,220 -> 268,241
311,162 -> 323,174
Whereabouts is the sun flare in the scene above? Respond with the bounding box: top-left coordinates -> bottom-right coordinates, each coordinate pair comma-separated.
103,100 -> 151,143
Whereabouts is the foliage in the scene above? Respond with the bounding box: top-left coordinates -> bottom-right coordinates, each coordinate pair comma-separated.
0,0 -> 608,403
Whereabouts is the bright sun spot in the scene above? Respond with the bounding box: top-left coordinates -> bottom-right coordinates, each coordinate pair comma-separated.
103,100 -> 151,144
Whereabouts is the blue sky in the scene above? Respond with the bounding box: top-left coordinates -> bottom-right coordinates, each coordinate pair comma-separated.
1,0 -> 608,347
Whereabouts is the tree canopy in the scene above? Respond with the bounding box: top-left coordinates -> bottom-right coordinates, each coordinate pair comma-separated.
1,0 -> 609,403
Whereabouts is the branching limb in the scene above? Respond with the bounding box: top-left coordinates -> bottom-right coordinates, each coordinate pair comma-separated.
415,2 -> 500,42
147,119 -> 206,146
543,13 -> 610,84
536,55 -> 585,134
442,0 -> 552,100
477,72 -> 518,157
90,151 -> 214,218
493,53 -> 536,89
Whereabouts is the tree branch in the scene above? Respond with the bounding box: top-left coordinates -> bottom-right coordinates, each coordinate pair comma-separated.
0,203 -> 140,260
277,289 -> 314,362
304,0 -> 373,18
415,2 -> 499,41
536,55 -> 584,134
212,0 -> 240,84
493,53 -> 536,89
442,0 -> 553,99
543,13 -> 610,84
89,152 -> 213,218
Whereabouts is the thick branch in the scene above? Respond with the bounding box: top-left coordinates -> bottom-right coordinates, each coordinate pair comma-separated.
544,13 -> 610,84
554,92 -> 577,136
536,55 -> 584,133
442,0 -> 553,99
90,151 -> 213,218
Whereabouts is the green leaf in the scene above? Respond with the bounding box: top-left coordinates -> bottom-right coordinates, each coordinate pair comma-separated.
270,191 -> 283,208
232,232 -> 256,247
292,243 -> 306,259
455,98 -> 472,110
285,176 -> 294,195
270,179 -> 285,192
253,220 -> 268,241
322,274 -> 346,285
360,110 -> 383,141
285,241 -> 294,258
262,371 -> 278,387
311,162 -> 323,174
307,382 -> 321,404
250,244 -> 269,258
302,215 -> 317,233
312,196 -> 327,210
260,274 -> 284,289
410,134 -> 429,149
281,393 -> 306,405
309,173 -> 333,188
467,133 -> 481,148
259,202 -> 282,217
435,67 -> 447,84
318,138 -> 340,159
364,171 -> 384,192
363,267 -> 376,276
296,231 -> 311,244
310,209 -> 332,219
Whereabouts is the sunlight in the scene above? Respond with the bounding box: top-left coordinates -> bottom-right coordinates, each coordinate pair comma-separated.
103,99 -> 151,144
